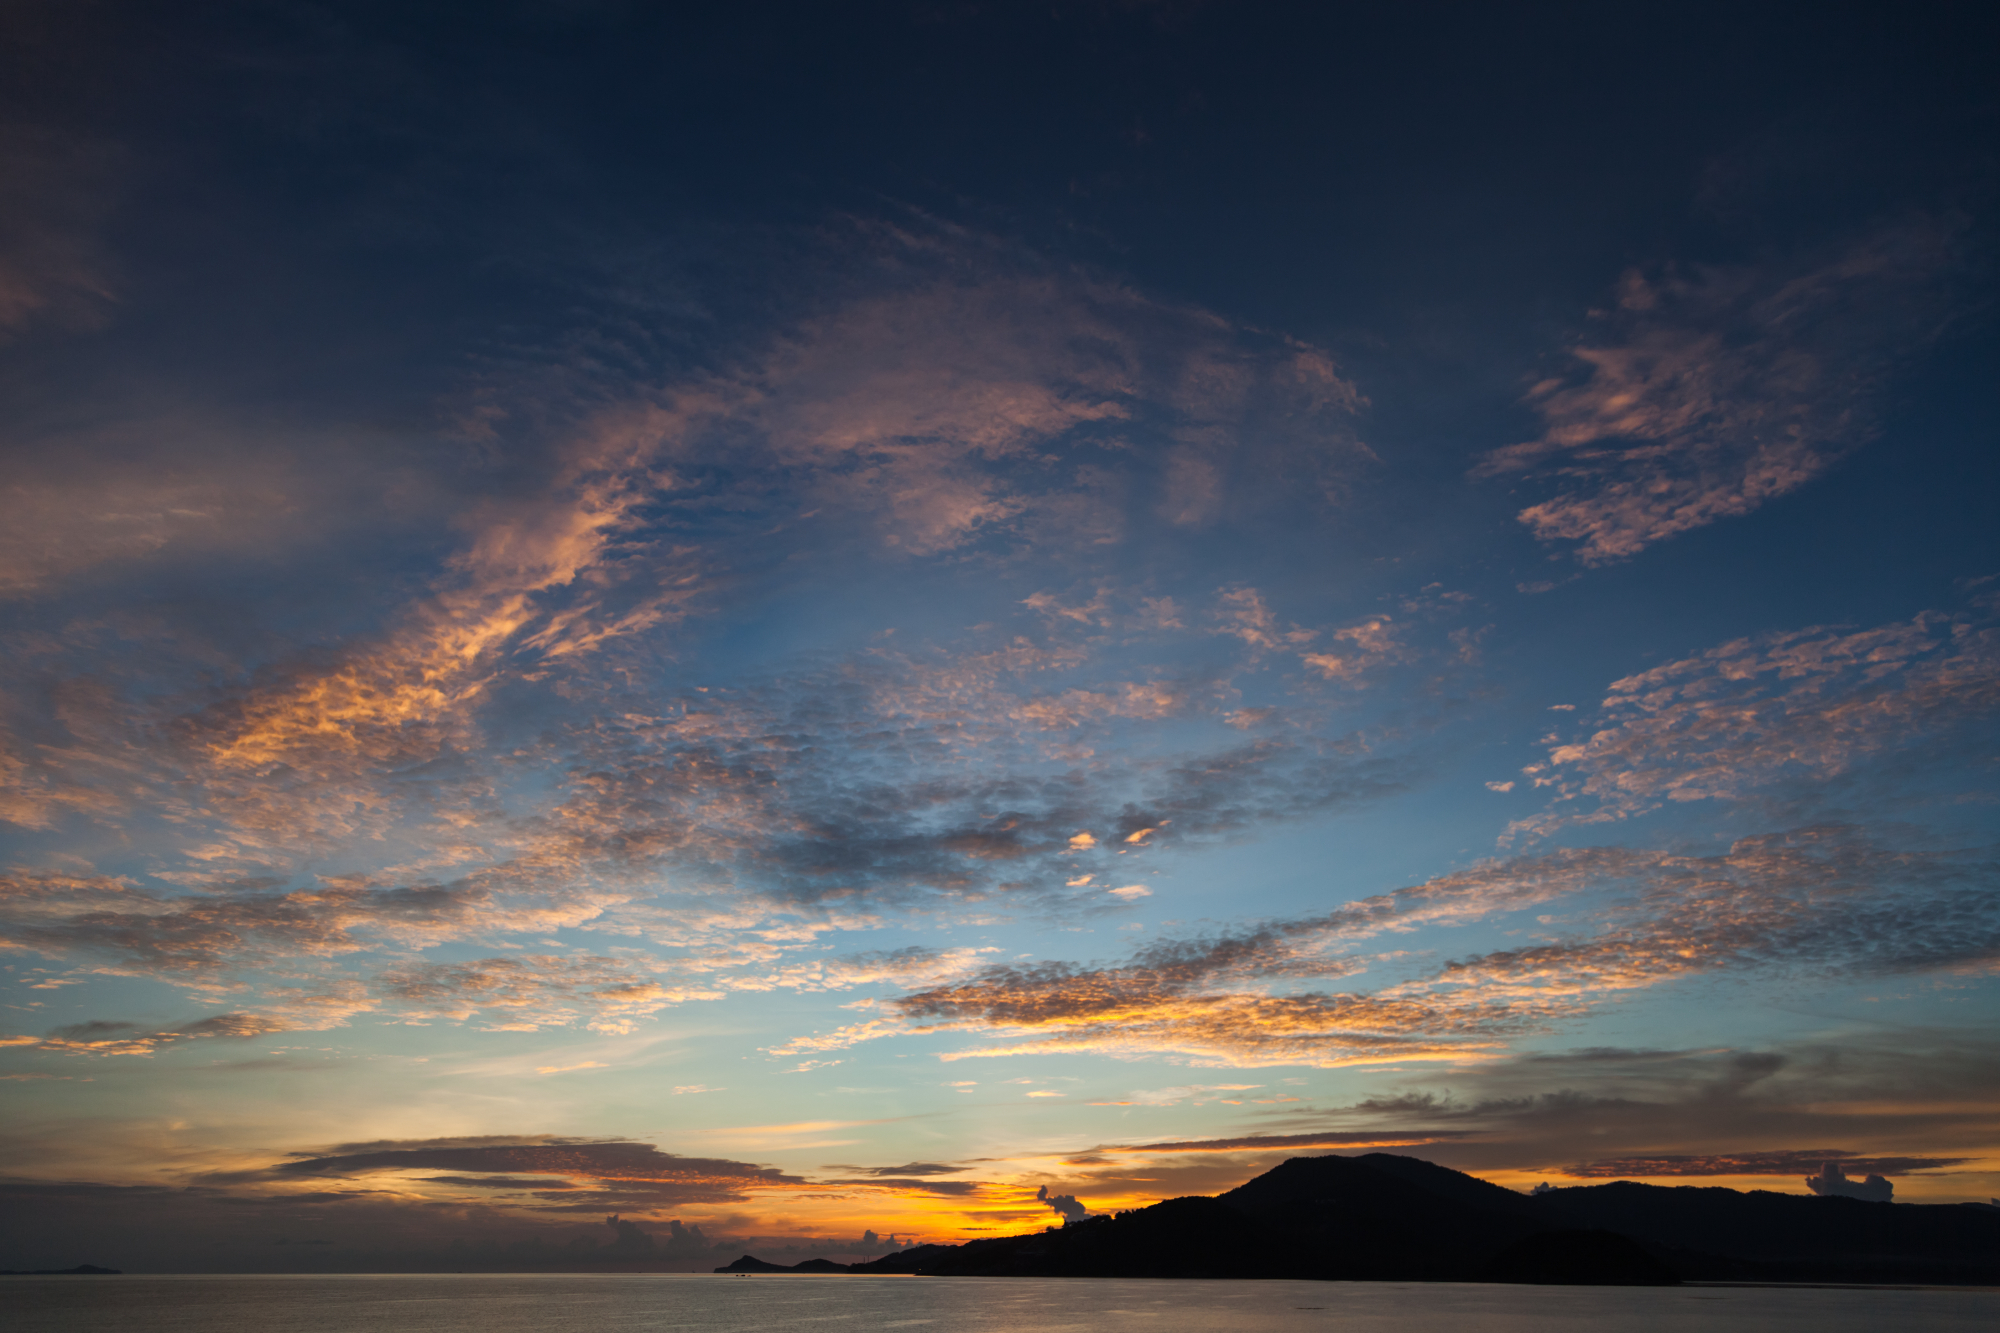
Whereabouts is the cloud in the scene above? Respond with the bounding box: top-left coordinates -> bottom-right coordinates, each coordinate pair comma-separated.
0,127 -> 120,341
380,955 -> 715,1034
1412,826 -> 2000,1005
533,646 -> 1412,926
1331,1036 -> 2000,1189
1100,1130 -> 1474,1154
823,1162 -> 967,1177
261,1134 -> 1001,1215
1565,1150 -> 1970,1177
3,570 -> 1423,1049
1476,217 -> 1969,563
612,221 -> 1371,563
1301,615 -> 1406,683
0,208 -> 1409,1052
763,821 -> 1998,1069
824,1177 -> 985,1196
1035,1184 -> 1091,1223
741,946 -> 998,994
0,868 -> 612,977
14,1012 -> 292,1057
1802,1162 -> 1893,1200
1088,1081 -> 1259,1107
889,952 -> 1527,1067
1508,607 -> 2000,839
1215,587 -> 1314,655
769,842 -> 1648,1063
275,1138 -> 809,1206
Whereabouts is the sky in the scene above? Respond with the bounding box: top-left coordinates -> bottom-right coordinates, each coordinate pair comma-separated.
1,0 -> 1996,1272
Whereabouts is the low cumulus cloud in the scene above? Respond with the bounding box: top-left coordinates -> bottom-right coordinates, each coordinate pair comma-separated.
1035,1184 -> 1092,1223
1477,217 -> 1970,563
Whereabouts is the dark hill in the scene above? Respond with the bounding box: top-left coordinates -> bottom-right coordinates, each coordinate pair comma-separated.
1343,1152 -> 1552,1216
1210,1152 -> 1551,1281
859,1196 -> 1291,1279
1478,1229 -> 1679,1285
714,1254 -> 851,1273
1526,1181 -> 2000,1284
840,1152 -> 2000,1285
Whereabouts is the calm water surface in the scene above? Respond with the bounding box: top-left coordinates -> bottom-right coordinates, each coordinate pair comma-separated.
5,1274 -> 1994,1332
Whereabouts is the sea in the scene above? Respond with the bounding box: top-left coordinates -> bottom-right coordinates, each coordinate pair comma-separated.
4,1273 -> 1994,1332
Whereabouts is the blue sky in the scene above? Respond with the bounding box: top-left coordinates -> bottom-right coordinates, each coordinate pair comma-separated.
1,1 -> 1995,1270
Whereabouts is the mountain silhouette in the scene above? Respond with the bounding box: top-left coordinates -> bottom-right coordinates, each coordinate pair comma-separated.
830,1152 -> 2000,1284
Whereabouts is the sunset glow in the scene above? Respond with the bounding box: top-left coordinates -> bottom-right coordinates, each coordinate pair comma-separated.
1,1 -> 1994,1274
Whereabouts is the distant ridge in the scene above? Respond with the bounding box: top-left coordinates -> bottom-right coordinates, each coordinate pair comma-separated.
814,1153 -> 1998,1285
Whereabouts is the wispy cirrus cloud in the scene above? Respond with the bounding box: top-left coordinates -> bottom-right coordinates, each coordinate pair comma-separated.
1411,825 -> 1999,1003
736,946 -> 998,994
1477,217 -> 1969,563
1507,606 -> 2000,840
767,824 -> 1997,1068
378,954 -> 718,1034
0,226 -> 1408,1048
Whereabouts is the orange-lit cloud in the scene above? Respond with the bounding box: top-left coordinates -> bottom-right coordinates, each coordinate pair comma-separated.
750,823 -> 2000,1069
1476,217 -> 1968,563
